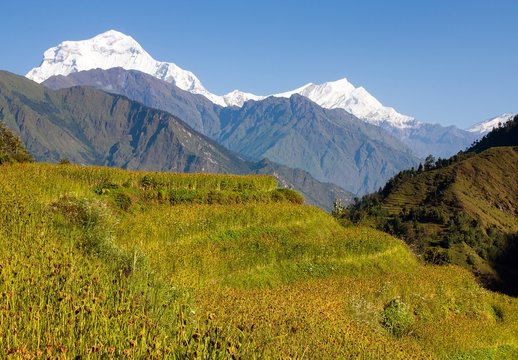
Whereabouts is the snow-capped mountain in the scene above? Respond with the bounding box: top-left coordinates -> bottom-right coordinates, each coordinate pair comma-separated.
211,79 -> 416,128
273,79 -> 416,128
26,30 -> 226,106
27,30 -> 415,128
222,90 -> 265,107
467,113 -> 516,134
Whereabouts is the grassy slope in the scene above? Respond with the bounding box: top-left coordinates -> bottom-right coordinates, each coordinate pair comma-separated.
348,146 -> 517,294
383,147 -> 518,231
0,163 -> 516,358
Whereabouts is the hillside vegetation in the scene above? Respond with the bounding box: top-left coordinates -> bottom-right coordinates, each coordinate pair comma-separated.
0,161 -> 517,358
341,116 -> 518,295
0,121 -> 32,164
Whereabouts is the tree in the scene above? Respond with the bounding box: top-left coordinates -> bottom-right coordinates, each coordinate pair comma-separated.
424,155 -> 435,171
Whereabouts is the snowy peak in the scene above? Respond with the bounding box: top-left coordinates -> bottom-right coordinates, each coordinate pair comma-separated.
27,30 -> 416,126
27,30 -> 149,83
222,90 -> 265,107
467,113 -> 517,134
220,78 -> 416,128
26,30 -> 226,106
273,78 -> 415,128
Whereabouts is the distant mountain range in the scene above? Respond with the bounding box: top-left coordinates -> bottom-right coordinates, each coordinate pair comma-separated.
43,67 -> 419,195
0,70 -> 353,210
27,30 -> 511,159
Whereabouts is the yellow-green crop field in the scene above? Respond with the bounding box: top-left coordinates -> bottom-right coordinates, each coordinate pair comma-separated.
0,163 -> 516,358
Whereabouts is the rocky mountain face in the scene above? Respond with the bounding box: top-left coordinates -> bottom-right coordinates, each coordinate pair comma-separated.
1,70 -> 352,210
44,68 -> 419,195
43,67 -> 221,136
1,71 -> 243,173
216,95 -> 418,194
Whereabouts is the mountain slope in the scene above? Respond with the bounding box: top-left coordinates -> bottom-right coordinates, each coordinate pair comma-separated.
250,158 -> 353,209
383,121 -> 479,158
1,70 -> 352,210
274,78 -> 414,128
2,162 -> 516,358
43,68 -> 419,195
43,67 -> 222,136
342,117 -> 518,294
216,95 -> 418,194
1,71 -> 247,173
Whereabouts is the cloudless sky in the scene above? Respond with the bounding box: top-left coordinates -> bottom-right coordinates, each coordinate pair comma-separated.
1,0 -> 516,128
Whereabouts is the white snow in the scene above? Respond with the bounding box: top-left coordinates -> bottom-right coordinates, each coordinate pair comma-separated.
26,30 -> 226,106
222,90 -> 265,107
273,78 -> 415,128
467,113 -> 516,134
27,30 -> 418,128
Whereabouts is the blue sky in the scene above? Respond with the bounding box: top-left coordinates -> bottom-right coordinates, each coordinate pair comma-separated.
1,0 -> 516,128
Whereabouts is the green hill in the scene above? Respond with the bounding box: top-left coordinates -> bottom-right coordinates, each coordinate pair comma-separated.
342,116 -> 518,295
0,162 -> 516,358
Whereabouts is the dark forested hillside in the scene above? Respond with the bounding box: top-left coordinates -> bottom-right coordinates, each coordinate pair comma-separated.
337,118 -> 518,294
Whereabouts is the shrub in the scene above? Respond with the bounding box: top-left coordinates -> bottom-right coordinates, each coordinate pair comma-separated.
424,247 -> 451,265
170,189 -> 198,204
381,298 -> 415,337
94,177 -> 119,195
113,191 -> 132,211
140,175 -> 161,190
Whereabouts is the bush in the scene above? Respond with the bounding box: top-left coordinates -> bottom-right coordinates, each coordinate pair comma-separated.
170,189 -> 198,204
424,247 -> 451,265
381,299 -> 415,337
140,175 -> 161,190
94,177 -> 119,195
113,191 -> 132,211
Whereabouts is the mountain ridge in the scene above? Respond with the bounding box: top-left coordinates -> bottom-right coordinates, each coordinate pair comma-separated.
43,67 -> 420,195
467,112 -> 517,134
32,30 -> 486,158
26,30 -> 418,128
1,70 -> 353,210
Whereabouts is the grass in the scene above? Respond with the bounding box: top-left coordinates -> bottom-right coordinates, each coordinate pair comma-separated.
0,162 -> 517,358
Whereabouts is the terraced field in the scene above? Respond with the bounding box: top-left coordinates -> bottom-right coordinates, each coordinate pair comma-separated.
0,163 -> 516,358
